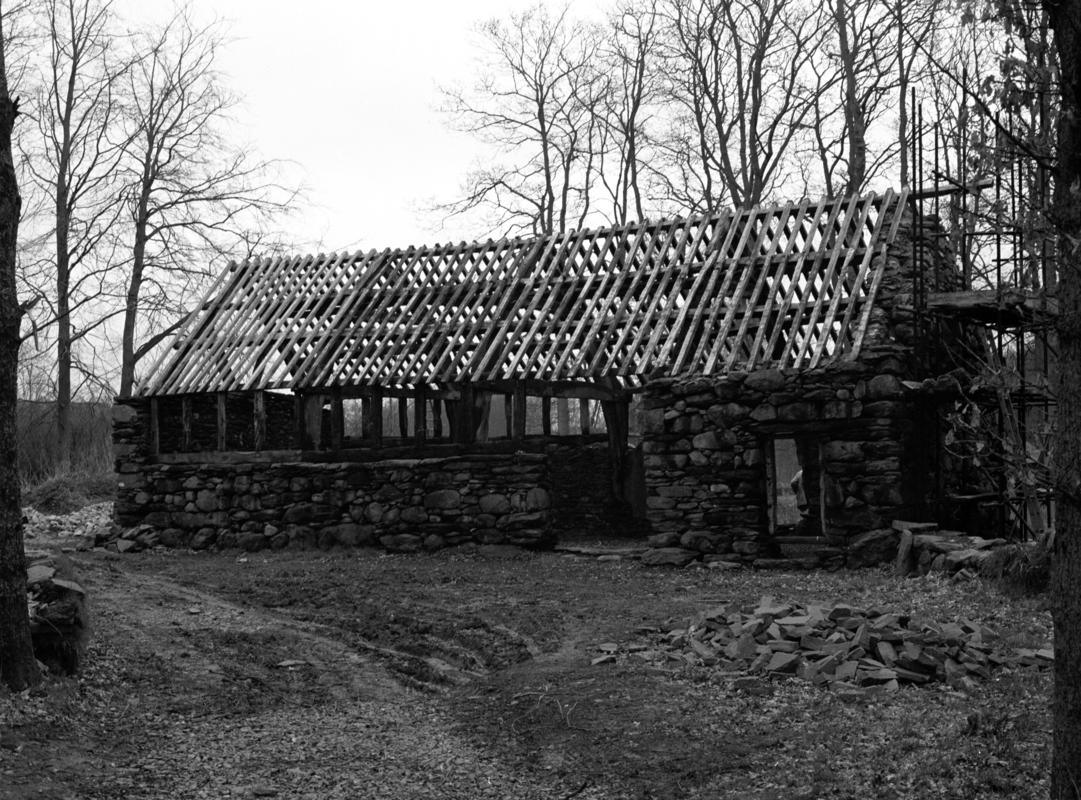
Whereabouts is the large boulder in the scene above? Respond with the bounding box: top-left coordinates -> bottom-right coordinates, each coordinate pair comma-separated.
26,553 -> 89,675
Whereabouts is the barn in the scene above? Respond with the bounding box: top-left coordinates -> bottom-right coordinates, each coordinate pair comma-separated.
114,187 -> 1006,560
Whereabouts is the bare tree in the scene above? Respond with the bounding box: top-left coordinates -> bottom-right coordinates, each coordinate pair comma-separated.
597,0 -> 662,224
654,0 -> 825,212
0,5 -> 40,692
117,9 -> 292,397
22,0 -> 129,466
441,4 -> 606,236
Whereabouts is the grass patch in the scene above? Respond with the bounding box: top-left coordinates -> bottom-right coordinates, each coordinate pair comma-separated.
23,471 -> 117,514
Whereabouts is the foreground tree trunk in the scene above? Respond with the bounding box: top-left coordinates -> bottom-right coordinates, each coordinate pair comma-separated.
0,15 -> 40,692
1045,1 -> 1081,796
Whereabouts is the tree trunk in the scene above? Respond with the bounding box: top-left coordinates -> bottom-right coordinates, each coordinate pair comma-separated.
55,210 -> 71,467
1045,1 -> 1081,797
0,27 -> 40,691
119,199 -> 149,398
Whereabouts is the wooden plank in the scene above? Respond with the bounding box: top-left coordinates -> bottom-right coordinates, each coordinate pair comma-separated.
579,398 -> 591,435
338,246 -> 432,386
549,222 -> 638,379
585,221 -> 677,375
216,392 -> 227,451
617,215 -> 704,374
431,394 -> 444,439
601,400 -> 629,500
743,200 -> 811,368
525,225 -> 618,379
197,253 -> 316,393
800,194 -> 878,367
148,398 -> 160,455
757,197 -> 831,365
253,391 -> 266,451
501,227 -> 593,379
702,209 -> 781,373
141,258 -> 247,395
399,239 -> 514,383
681,207 -> 759,374
774,196 -> 853,367
475,391 -> 491,443
304,248 -> 394,387
724,204 -> 802,370
374,239 -> 474,384
160,255 -> 275,393
503,393 -> 513,439
181,396 -> 192,451
298,248 -> 393,387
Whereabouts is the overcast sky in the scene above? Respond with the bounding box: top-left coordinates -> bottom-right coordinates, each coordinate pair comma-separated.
114,0 -> 592,256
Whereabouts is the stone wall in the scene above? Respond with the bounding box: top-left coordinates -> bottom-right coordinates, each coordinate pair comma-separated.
115,401 -> 554,552
639,350 -> 934,560
114,453 -> 553,552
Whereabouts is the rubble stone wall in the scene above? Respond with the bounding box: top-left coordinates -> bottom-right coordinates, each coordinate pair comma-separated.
640,350 -> 932,559
115,402 -> 554,552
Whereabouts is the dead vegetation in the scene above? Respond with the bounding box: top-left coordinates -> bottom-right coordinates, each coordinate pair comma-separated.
0,531 -> 1053,800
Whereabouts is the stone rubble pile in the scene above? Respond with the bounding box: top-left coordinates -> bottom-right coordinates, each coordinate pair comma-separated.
24,550 -> 90,675
594,596 -> 1052,696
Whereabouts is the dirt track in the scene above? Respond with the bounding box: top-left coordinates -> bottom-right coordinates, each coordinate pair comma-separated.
0,540 -> 1055,799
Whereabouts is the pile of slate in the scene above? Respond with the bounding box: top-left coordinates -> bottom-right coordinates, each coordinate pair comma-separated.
594,596 -> 1052,694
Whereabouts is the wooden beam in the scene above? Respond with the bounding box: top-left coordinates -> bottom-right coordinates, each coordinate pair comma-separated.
148,398 -> 160,456
541,396 -> 552,436
253,391 -> 266,451
503,393 -> 513,439
304,394 -> 324,450
216,392 -> 227,451
579,398 -> 591,435
295,394 -> 306,449
180,396 -> 192,451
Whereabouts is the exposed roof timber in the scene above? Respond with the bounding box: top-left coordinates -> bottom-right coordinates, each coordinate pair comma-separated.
137,189 -> 909,397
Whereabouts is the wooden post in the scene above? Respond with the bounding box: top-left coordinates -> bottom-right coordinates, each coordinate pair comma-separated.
216,392 -> 227,451
541,395 -> 552,436
512,381 -> 527,440
253,391 -> 266,451
304,394 -> 324,450
475,391 -> 491,443
503,393 -> 513,438
370,388 -> 384,447
456,383 -> 475,444
397,395 -> 409,437
148,397 -> 160,455
579,398 -> 591,435
329,389 -> 344,451
601,399 -> 630,501
431,395 -> 443,439
557,397 -> 570,436
414,386 -> 427,445
181,396 -> 192,451
295,393 -> 306,449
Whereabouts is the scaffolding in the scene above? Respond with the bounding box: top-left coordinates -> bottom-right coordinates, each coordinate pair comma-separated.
908,88 -> 1057,540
